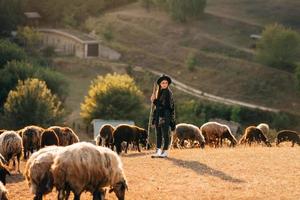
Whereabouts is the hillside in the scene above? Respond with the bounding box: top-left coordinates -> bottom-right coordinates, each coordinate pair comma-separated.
6,146 -> 300,199
82,2 -> 300,116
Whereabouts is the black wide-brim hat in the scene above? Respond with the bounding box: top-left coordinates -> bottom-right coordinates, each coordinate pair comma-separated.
157,74 -> 172,85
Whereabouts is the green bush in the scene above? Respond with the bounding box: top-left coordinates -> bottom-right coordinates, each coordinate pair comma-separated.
0,39 -> 27,67
256,23 -> 300,71
80,73 -> 146,124
185,52 -> 198,71
2,78 -> 64,129
0,61 -> 68,108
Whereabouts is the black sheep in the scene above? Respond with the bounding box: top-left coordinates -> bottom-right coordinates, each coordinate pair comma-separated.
112,124 -> 148,154
276,130 -> 300,147
40,129 -> 59,148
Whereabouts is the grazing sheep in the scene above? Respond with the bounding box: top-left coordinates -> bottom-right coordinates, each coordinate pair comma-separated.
48,126 -> 79,146
51,142 -> 127,200
276,130 -> 300,147
0,181 -> 8,200
173,123 -> 205,148
21,125 -> 44,159
112,124 -> 148,154
200,122 -> 237,147
0,131 -> 22,172
24,146 -> 63,200
96,124 -> 115,148
0,159 -> 10,185
40,129 -> 59,148
239,126 -> 272,147
256,123 -> 269,136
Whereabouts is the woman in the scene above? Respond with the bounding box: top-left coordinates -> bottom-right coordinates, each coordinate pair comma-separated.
151,74 -> 176,158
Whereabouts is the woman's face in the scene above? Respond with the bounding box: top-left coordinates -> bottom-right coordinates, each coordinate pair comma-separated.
160,80 -> 169,89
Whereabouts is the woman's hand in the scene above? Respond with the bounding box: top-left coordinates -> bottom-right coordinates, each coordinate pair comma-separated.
150,94 -> 156,102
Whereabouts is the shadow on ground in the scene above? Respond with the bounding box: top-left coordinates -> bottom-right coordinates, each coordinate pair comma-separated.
167,157 -> 245,183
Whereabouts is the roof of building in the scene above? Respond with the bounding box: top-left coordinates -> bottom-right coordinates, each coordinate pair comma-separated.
38,28 -> 99,44
24,12 -> 41,19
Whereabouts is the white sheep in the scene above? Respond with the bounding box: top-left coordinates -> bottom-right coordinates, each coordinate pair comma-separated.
173,123 -> 206,148
0,181 -> 8,200
256,123 -> 269,136
0,131 -> 22,172
51,142 -> 128,200
24,146 -> 62,200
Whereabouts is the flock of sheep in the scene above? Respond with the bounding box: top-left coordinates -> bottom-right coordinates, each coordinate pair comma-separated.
0,121 -> 299,200
0,125 -> 128,200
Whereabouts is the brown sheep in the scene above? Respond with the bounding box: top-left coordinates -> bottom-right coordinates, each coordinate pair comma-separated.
0,131 -> 23,172
48,126 -> 79,146
95,124 -> 115,148
51,142 -> 127,200
24,146 -> 63,200
200,122 -> 237,147
21,125 -> 44,159
239,126 -> 272,147
112,124 -> 148,154
173,123 -> 205,148
276,130 -> 300,147
40,129 -> 59,148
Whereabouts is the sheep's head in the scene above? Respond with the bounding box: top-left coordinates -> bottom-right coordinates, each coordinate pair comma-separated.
109,179 -> 128,200
139,129 -> 148,147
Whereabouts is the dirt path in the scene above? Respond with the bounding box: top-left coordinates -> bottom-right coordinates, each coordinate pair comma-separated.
140,67 -> 280,113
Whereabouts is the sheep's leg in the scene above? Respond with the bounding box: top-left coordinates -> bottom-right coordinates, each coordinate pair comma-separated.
137,140 -> 141,152
292,141 -> 295,147
125,142 -> 129,154
33,193 -> 43,200
73,194 -> 80,200
23,148 -> 27,160
17,152 -> 21,173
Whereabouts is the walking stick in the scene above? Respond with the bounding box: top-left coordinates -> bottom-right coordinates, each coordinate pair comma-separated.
147,82 -> 157,148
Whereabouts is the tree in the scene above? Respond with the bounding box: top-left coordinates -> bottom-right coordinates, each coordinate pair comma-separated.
0,39 -> 27,68
256,23 -> 300,71
16,26 -> 41,54
2,78 -> 64,129
0,60 -> 68,108
0,0 -> 24,36
80,73 -> 145,124
167,0 -> 206,22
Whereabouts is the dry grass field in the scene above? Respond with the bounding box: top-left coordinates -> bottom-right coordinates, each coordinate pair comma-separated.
5,145 -> 300,200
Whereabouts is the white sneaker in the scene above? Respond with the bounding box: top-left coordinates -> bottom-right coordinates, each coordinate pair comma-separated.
159,150 -> 168,158
151,149 -> 162,158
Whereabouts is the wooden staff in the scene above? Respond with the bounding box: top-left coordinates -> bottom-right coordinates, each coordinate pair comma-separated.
147,82 -> 158,146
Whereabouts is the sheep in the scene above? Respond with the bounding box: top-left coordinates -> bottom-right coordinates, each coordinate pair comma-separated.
95,124 -> 115,148
239,126 -> 272,147
256,123 -> 269,136
0,131 -> 22,172
173,123 -> 205,148
40,129 -> 59,148
200,122 -> 237,147
276,130 -> 300,147
48,126 -> 80,146
24,146 -> 63,200
21,125 -> 44,159
112,124 -> 148,154
51,142 -> 128,200
0,181 -> 8,200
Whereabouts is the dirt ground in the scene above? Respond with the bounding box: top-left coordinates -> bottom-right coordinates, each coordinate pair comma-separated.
5,145 -> 300,200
